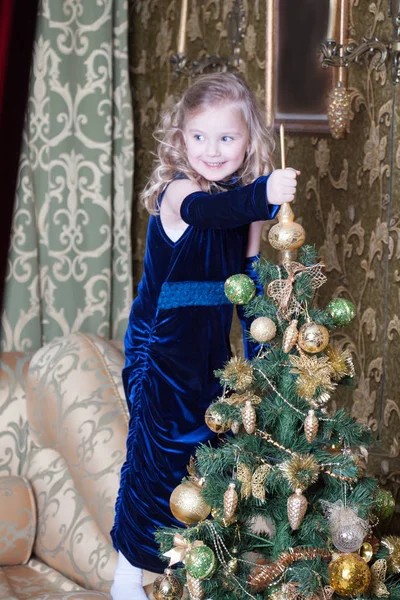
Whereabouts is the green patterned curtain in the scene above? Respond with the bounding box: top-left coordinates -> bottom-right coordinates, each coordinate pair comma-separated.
1,0 -> 133,351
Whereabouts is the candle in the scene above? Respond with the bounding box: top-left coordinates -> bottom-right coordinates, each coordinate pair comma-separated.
339,0 -> 348,83
280,124 -> 285,169
327,0 -> 339,40
177,0 -> 188,55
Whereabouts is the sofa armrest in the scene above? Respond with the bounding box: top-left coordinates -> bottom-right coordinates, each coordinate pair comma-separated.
0,476 -> 36,566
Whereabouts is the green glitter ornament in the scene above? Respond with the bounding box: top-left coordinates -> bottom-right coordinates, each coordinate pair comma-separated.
185,545 -> 217,580
325,298 -> 356,327
374,488 -> 395,519
224,274 -> 256,305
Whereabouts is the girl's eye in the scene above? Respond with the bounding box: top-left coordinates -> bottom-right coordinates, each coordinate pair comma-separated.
222,136 -> 233,142
194,134 -> 204,141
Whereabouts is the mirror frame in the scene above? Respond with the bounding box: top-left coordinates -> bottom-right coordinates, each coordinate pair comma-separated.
265,0 -> 349,134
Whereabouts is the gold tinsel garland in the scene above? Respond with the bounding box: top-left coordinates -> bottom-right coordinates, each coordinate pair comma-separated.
255,429 -> 358,484
248,547 -> 331,590
271,582 -> 334,600
224,391 -> 262,406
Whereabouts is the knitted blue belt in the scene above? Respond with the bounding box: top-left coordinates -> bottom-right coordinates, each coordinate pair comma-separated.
157,281 -> 231,309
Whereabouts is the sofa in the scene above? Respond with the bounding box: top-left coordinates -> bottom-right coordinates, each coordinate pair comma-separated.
0,333 -> 157,599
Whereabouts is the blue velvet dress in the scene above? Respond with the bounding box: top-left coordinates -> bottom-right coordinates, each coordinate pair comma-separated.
111,175 -> 278,573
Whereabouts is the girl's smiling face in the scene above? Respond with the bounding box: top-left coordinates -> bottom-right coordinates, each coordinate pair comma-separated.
183,102 -> 249,182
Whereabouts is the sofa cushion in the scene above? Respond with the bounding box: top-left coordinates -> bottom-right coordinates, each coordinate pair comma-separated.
0,354 -> 31,477
0,476 -> 36,566
26,333 -> 128,540
0,557 -> 109,599
26,447 -> 116,593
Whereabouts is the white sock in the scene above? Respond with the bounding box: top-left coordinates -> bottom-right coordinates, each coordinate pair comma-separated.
110,551 -> 149,600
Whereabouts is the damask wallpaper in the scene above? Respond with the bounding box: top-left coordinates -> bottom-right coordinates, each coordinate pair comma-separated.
128,0 -> 400,531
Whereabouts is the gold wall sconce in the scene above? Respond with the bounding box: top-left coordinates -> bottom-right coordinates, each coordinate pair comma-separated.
321,0 -> 400,83
170,0 -> 245,77
319,0 -> 400,138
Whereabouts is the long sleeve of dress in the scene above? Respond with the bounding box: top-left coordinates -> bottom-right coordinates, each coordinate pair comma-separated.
180,175 -> 279,229
236,254 -> 262,360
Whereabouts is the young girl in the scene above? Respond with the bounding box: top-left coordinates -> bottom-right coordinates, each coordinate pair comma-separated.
110,72 -> 299,600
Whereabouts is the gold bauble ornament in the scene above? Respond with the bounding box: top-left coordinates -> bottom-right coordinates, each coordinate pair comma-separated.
324,442 -> 342,455
381,536 -> 400,574
204,405 -> 231,433
328,553 -> 371,597
241,400 -> 256,434
282,319 -> 298,353
226,557 -> 238,574
250,316 -> 277,343
268,203 -> 306,251
287,488 -> 308,530
153,568 -> 184,600
298,321 -> 330,354
170,480 -> 211,525
225,556 -> 238,574
224,482 -> 238,520
327,82 -> 351,139
304,409 -> 319,442
359,542 -> 374,563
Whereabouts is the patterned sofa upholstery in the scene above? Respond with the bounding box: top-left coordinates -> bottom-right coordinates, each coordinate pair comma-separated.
0,333 -> 156,599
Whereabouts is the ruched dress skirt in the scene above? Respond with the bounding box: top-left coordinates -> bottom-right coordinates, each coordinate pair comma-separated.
111,175 -> 278,573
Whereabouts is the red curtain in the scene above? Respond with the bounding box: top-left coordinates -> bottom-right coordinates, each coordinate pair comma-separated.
0,0 -> 14,109
0,0 -> 39,321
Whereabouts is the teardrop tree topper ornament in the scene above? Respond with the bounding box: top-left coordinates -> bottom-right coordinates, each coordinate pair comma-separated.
268,125 -> 306,262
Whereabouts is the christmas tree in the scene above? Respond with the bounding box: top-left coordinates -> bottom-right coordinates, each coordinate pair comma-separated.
153,147 -> 400,600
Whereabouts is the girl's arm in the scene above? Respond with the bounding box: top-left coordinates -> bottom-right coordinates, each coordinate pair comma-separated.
246,220 -> 266,257
180,176 -> 277,229
161,169 -> 298,231
162,176 -> 277,231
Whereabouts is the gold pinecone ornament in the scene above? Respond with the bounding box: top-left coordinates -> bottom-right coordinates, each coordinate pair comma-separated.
287,488 -> 308,530
224,482 -> 239,520
241,400 -> 257,434
186,573 -> 204,599
304,409 -> 319,442
282,319 -> 298,353
327,81 -> 351,139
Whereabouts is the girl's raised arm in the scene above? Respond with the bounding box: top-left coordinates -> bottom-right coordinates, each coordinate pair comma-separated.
162,176 -> 278,231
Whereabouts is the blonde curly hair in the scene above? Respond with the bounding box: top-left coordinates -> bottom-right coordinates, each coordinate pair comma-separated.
141,72 -> 275,214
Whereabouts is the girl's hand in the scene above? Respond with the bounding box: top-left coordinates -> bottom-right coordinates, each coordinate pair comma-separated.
267,168 -> 300,205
